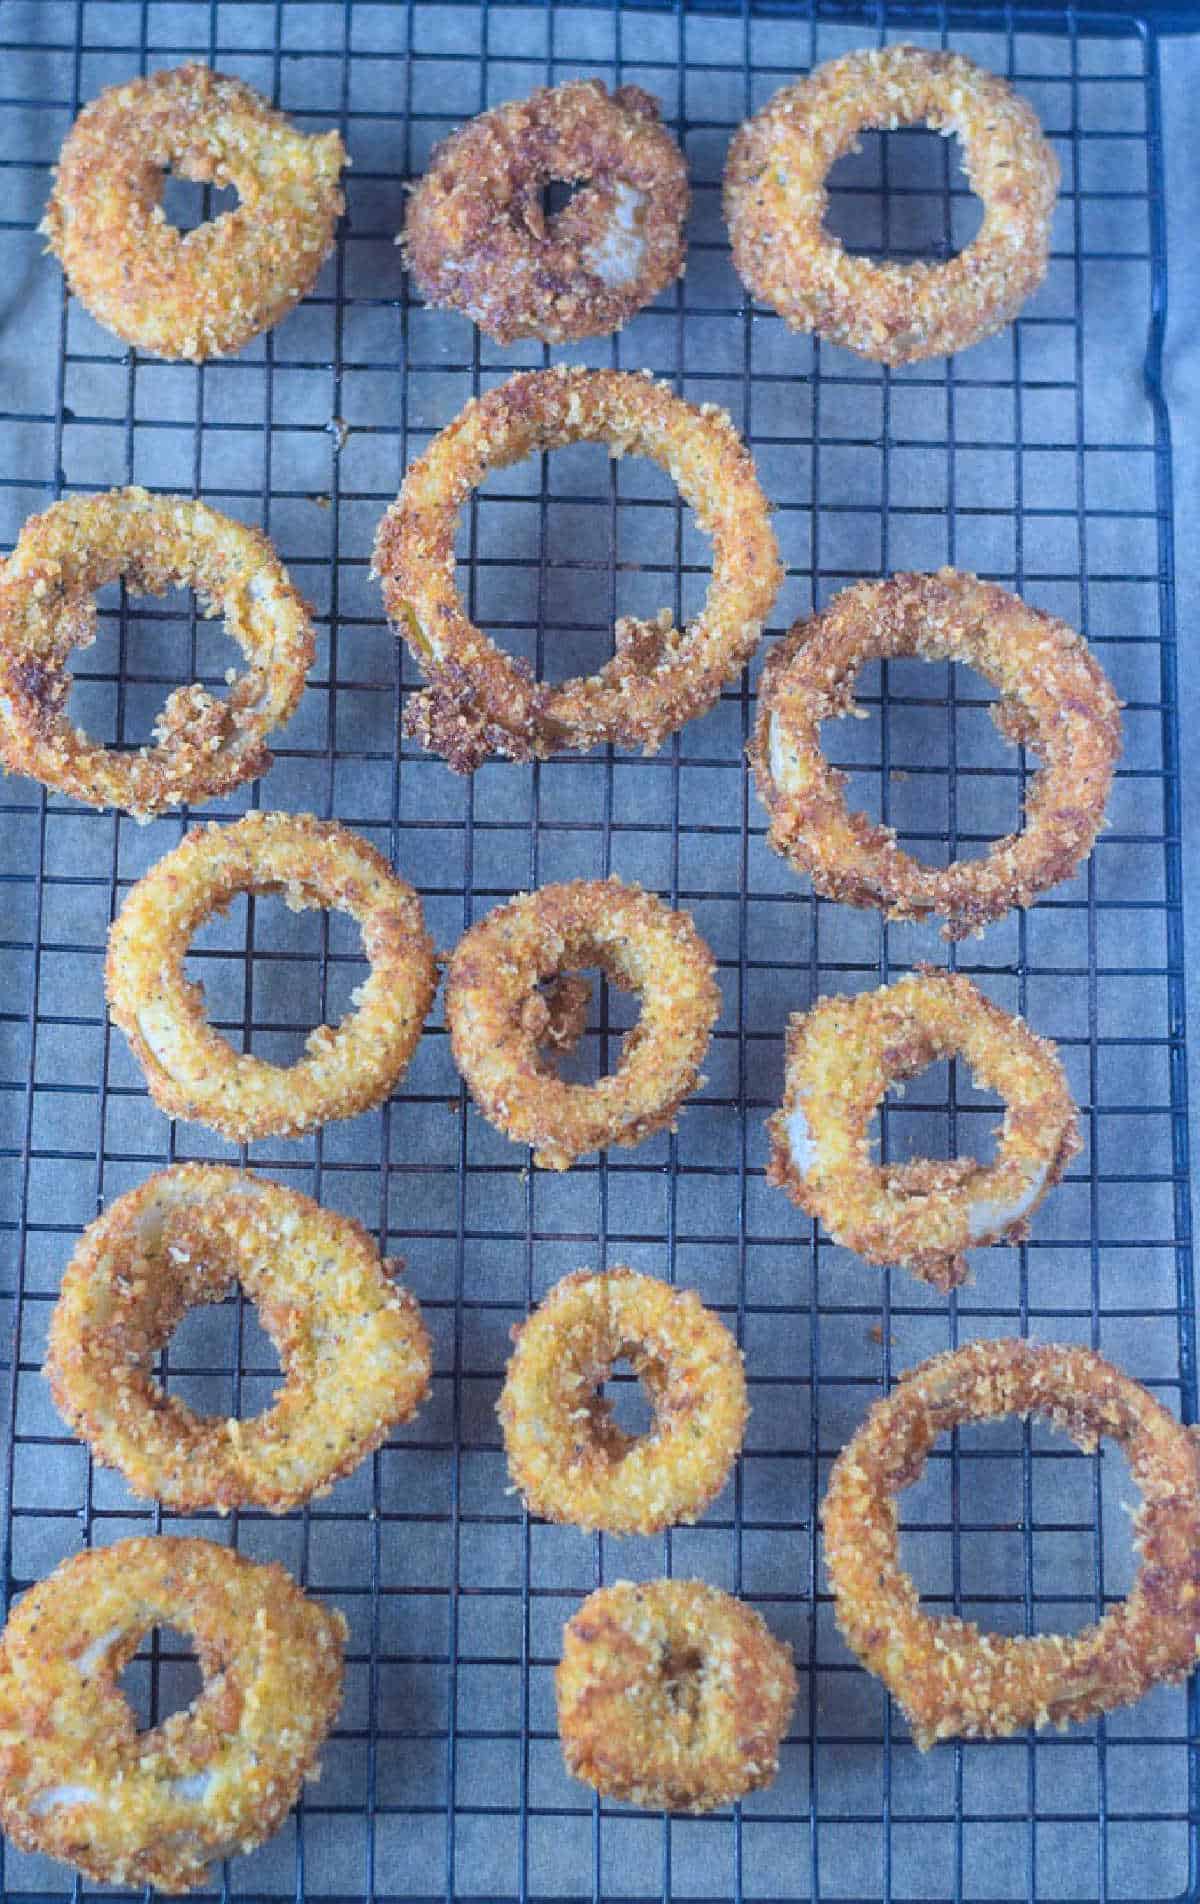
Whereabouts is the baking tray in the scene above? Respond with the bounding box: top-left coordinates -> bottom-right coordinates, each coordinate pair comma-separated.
0,2 -> 1194,1899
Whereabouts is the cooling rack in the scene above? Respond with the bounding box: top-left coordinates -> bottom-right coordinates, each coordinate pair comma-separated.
0,1 -> 1194,1899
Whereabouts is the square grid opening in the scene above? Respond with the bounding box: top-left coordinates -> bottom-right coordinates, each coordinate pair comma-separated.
0,2 -> 1193,1900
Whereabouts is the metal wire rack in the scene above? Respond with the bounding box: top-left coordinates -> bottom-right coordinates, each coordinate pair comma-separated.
0,0 -> 1194,1899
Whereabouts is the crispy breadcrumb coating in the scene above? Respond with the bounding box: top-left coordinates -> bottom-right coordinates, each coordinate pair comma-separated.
43,64 -> 345,362
557,1578 -> 796,1811
445,877 -> 720,1169
106,812 -> 437,1142
372,366 -> 782,770
499,1268 -> 747,1534
724,46 -> 1058,365
767,967 -> 1079,1291
751,569 -> 1121,940
47,1164 -> 432,1513
0,488 -> 315,819
0,1536 -> 345,1892
403,80 -> 688,344
823,1339 -> 1200,1747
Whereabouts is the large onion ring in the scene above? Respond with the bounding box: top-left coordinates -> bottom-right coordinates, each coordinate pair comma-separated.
0,488 -> 315,820
751,570 -> 1121,941
445,878 -> 720,1169
822,1338 -> 1200,1747
373,366 -> 782,770
766,967 -> 1079,1291
557,1579 -> 796,1811
498,1268 -> 747,1534
46,1164 -> 432,1513
724,45 -> 1059,365
0,1535 -> 345,1892
106,811 -> 437,1142
403,80 -> 688,344
43,64 -> 345,362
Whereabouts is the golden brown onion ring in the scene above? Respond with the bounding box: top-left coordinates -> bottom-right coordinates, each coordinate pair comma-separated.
47,1163 -> 432,1513
751,570 -> 1121,941
106,811 -> 437,1142
445,878 -> 720,1169
0,1535 -> 345,1892
43,64 -> 345,362
823,1338 -> 1200,1747
404,80 -> 688,344
373,366 -> 782,770
724,45 -> 1059,365
766,967 -> 1079,1291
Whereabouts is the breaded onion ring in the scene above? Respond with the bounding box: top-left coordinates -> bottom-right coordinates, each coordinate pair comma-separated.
724,45 -> 1059,365
499,1268 -> 747,1534
46,1164 -> 432,1513
557,1579 -> 796,1811
767,967 -> 1079,1292
106,812 -> 436,1142
445,878 -> 720,1169
751,570 -> 1121,940
373,366 -> 782,770
823,1338 -> 1200,1747
43,64 -> 345,362
403,80 -> 688,344
0,1535 -> 345,1892
0,488 -> 315,820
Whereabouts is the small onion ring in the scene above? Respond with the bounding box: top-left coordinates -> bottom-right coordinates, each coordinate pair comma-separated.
403,80 -> 689,344
766,966 -> 1079,1292
822,1338 -> 1200,1747
445,877 -> 720,1169
724,45 -> 1059,366
0,1535 -> 345,1892
372,365 -> 782,770
498,1268 -> 747,1534
46,1163 -> 432,1513
0,488 -> 315,820
557,1578 -> 796,1811
106,811 -> 437,1142
42,64 -> 345,362
751,570 -> 1122,941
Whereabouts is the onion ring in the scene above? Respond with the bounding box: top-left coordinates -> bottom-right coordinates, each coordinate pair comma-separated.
0,488 -> 315,820
498,1268 -> 747,1534
106,811 -> 437,1142
0,1535 -> 345,1892
751,570 -> 1122,940
372,365 -> 782,770
42,64 -> 346,362
46,1163 -> 432,1513
557,1578 -> 796,1811
403,80 -> 688,344
822,1337 -> 1200,1747
724,45 -> 1059,365
445,878 -> 720,1169
766,966 -> 1079,1292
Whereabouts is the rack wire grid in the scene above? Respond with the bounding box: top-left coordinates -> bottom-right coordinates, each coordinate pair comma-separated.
0,0 -> 1194,1900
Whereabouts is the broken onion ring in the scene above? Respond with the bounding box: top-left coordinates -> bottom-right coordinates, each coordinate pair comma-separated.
403,80 -> 688,344
766,966 -> 1079,1291
499,1268 -> 747,1534
445,878 -> 720,1169
0,488 -> 315,820
373,365 -> 782,770
751,570 -> 1121,941
557,1578 -> 796,1811
0,1535 -> 345,1892
106,811 -> 437,1142
823,1338 -> 1200,1747
43,64 -> 345,362
724,45 -> 1059,365
46,1163 -> 432,1513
